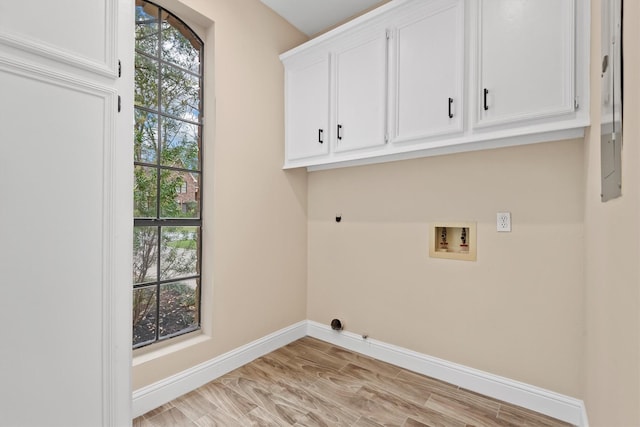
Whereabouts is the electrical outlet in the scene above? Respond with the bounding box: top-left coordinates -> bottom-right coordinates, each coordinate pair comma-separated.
497,212 -> 511,232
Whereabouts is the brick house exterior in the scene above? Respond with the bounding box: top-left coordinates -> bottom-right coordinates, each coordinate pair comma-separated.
176,171 -> 199,214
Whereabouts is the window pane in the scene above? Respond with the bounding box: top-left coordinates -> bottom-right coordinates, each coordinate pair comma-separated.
159,170 -> 199,218
159,279 -> 199,338
134,166 -> 157,218
161,117 -> 200,170
134,109 -> 158,164
135,1 -> 158,55
135,55 -> 159,110
160,226 -> 198,280
133,286 -> 157,347
133,226 -> 158,284
161,17 -> 201,73
161,65 -> 200,121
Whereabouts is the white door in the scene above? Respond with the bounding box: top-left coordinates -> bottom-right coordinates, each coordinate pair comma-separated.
285,55 -> 330,161
476,0 -> 575,127
334,31 -> 388,153
392,0 -> 464,142
0,1 -> 133,426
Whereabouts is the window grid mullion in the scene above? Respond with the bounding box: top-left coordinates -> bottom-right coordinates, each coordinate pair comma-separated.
135,104 -> 202,127
154,6 -> 163,344
156,11 -> 163,222
134,219 -> 202,227
135,49 -> 202,80
133,161 -> 202,176
133,273 -> 201,289
155,225 -> 161,342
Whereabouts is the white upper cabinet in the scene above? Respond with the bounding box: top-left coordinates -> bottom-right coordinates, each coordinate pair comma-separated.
280,0 -> 588,170
285,54 -> 330,160
390,0 -> 464,143
334,30 -> 389,153
475,0 -> 575,127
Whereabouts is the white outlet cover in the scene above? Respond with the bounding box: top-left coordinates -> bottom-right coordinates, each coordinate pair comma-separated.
497,212 -> 511,232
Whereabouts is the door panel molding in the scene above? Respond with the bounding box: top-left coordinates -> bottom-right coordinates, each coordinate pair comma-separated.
0,54 -> 121,426
0,0 -> 118,77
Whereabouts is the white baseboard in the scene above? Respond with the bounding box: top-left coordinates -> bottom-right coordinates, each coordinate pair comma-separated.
131,321 -> 307,418
306,320 -> 586,426
132,320 -> 587,426
580,404 -> 590,427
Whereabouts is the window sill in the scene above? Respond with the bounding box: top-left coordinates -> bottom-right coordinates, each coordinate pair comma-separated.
132,330 -> 211,366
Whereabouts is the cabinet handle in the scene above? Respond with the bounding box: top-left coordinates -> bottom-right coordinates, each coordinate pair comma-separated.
318,129 -> 324,144
337,124 -> 343,140
448,98 -> 454,118
483,88 -> 489,111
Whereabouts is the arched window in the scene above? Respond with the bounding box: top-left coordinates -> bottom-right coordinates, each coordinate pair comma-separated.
132,0 -> 203,348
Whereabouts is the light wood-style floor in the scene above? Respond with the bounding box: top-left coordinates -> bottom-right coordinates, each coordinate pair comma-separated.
133,337 -> 573,426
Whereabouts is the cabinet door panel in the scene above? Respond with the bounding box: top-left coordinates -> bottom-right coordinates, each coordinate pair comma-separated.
335,33 -> 388,152
478,0 -> 574,126
0,0 -> 117,76
286,56 -> 330,160
394,0 -> 464,141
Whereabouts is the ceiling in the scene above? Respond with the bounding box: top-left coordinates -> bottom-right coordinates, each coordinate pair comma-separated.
260,0 -> 387,37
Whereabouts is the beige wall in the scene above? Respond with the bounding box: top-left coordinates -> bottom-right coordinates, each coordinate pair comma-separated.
132,0 -> 308,389
308,139 -> 585,397
584,0 -> 640,425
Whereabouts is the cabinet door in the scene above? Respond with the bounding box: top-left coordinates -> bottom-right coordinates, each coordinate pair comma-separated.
392,0 -> 464,142
334,31 -> 388,153
477,0 -> 575,127
0,0 -> 132,425
285,55 -> 330,160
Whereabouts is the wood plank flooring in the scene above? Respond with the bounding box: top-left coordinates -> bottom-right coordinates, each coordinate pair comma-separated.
133,337 -> 573,426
